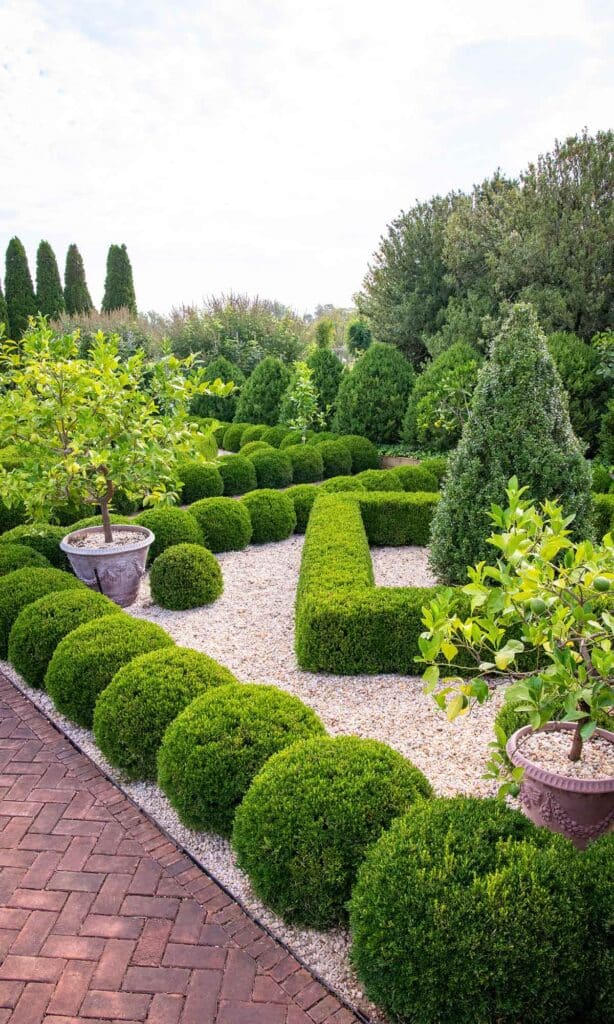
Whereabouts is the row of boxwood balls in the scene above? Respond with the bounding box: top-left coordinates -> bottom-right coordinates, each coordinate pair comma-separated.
0,562 -> 610,1023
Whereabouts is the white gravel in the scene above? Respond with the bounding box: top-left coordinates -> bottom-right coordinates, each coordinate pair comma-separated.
519,729 -> 614,780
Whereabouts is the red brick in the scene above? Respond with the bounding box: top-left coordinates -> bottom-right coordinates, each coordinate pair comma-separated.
0,848 -> 36,867
146,992 -> 183,1024
80,989 -> 150,1020
327,1010 -> 358,1024
20,851 -> 62,890
80,914 -> 144,939
90,872 -> 132,915
283,968 -> 314,997
9,980 -> 53,1024
8,890 -> 66,912
220,949 -> 256,1001
0,979 -> 24,1008
46,960 -> 95,1016
162,942 -> 226,970
48,871 -> 104,893
53,892 -> 95,935
121,896 -> 179,920
41,935 -> 104,961
128,859 -> 161,895
85,854 -> 139,874
217,1001 -> 286,1024
181,969 -> 222,1024
0,956 -> 65,983
57,837 -> 97,872
308,994 -> 342,1022
0,907 -> 28,929
122,966 -> 189,994
295,981 -> 328,1011
286,1007 -> 315,1024
132,918 -> 172,967
10,910 -> 58,955
252,974 -> 288,1003
199,923 -> 228,945
0,800 -> 42,818
18,834 -> 70,852
91,938 -> 135,990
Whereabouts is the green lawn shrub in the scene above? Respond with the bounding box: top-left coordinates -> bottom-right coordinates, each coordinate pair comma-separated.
135,507 -> 203,561
307,431 -> 339,446
149,544 -> 223,610
419,455 -> 448,486
0,543 -> 49,576
354,469 -> 403,492
178,462 -> 223,503
239,440 -> 273,457
320,476 -> 366,494
223,423 -> 250,452
233,736 -> 432,929
336,434 -> 379,472
246,449 -> 293,490
189,498 -> 252,552
216,454 -> 257,495
240,424 -> 268,446
593,493 -> 614,539
0,524 -> 68,569
283,444 -> 324,484
285,485 -> 318,533
393,465 -> 438,492
241,490 -> 296,542
583,833 -> 614,1023
261,425 -> 289,447
0,567 -> 84,658
318,439 -> 352,478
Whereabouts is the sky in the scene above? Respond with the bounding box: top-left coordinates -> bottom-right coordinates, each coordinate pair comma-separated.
0,0 -> 612,317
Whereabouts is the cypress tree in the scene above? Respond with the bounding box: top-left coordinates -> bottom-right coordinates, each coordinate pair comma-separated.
101,243 -> 136,314
428,303 -> 593,584
36,240 -> 65,319
5,237 -> 36,340
0,280 -> 8,335
64,244 -> 94,314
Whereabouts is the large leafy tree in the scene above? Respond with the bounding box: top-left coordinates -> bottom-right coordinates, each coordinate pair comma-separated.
102,243 -> 137,314
64,244 -> 94,315
332,342 -> 414,443
4,237 -> 36,340
36,241 -> 65,319
234,355 -> 291,425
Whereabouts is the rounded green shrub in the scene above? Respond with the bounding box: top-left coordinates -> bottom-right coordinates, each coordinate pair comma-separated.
189,498 -> 252,552
158,683 -> 325,836
592,462 -> 613,494
318,440 -> 352,478
247,449 -> 293,489
234,357 -> 292,426
402,342 -> 482,452
349,797 -> 593,1024
178,462 -> 223,503
217,454 -> 257,495
307,431 -> 339,446
240,424 -> 268,446
260,425 -> 289,447
0,543 -> 50,576
233,736 -> 432,929
583,833 -> 614,1023
393,465 -> 439,491
93,647 -> 238,780
280,430 -> 313,448
333,342 -> 414,443
8,589 -> 116,688
0,567 -> 84,659
0,524 -> 68,569
67,513 -> 130,532
335,434 -> 379,472
135,507 -> 204,561
355,469 -> 404,491
240,440 -> 273,457
320,476 -> 366,493
191,356 -> 245,422
46,614 -> 173,727
149,543 -> 223,610
210,420 -> 230,446
223,423 -> 250,452
419,455 -> 448,486
285,485 -> 318,533
283,444 -> 323,484
592,493 -> 614,539
241,490 -> 296,542
0,498 -> 26,535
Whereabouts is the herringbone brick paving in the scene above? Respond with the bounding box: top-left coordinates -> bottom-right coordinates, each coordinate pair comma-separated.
0,673 -> 362,1024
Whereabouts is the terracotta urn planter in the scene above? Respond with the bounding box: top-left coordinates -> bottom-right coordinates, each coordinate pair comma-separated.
61,525 -> 154,608
507,721 -> 614,849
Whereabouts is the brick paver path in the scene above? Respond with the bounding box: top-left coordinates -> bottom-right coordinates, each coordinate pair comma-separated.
0,675 -> 362,1024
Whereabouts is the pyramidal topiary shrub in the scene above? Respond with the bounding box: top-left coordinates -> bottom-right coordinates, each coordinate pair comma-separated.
191,356 -> 244,422
429,303 -> 593,584
332,343 -> 414,443
234,357 -> 291,426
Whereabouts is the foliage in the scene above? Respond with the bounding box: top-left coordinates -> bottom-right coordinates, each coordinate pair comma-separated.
0,524 -> 68,568
393,465 -> 438,492
0,499 -> 26,535
285,484 -> 318,532
93,647 -> 238,780
54,307 -> 163,360
333,343 -> 414,443
0,543 -> 49,576
188,497 -> 252,552
177,462 -> 223,504
354,469 -> 403,491
101,243 -> 136,314
592,462 -> 613,494
240,424 -> 268,446
191,356 -> 244,421
429,304 -> 593,584
0,281 -> 8,334
318,439 -> 352,478
320,476 -> 366,493
149,543 -> 223,610
306,346 -> 343,424
35,241 -> 65,320
593,494 -> 614,540
134,507 -> 203,561
5,237 -> 36,339
233,735 -> 431,929
402,343 -> 482,452
234,356 -> 291,426
599,399 -> 614,463
240,440 -> 271,457
283,444 -> 323,484
314,317 -> 335,348
216,454 -> 257,495
0,567 -> 83,658
547,332 -> 609,456
157,683 -> 325,836
63,243 -> 94,315
260,424 -> 289,447
346,317 -> 372,354
279,429 -> 313,447
222,423 -> 250,451
246,448 -> 293,489
279,361 -> 326,440
335,435 -> 379,473
241,489 -> 296,542
419,455 -> 448,486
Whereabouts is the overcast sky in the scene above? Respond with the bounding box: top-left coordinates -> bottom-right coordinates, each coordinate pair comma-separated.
0,0 -> 612,317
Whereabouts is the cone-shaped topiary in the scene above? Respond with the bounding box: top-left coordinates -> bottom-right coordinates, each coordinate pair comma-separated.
35,241 -> 65,319
247,448 -> 293,489
0,524 -> 68,568
333,343 -> 414,442
93,647 -> 239,780
0,567 -> 84,658
149,543 -> 223,609
336,435 -> 379,473
63,244 -> 94,314
0,543 -> 49,577
158,683 -> 325,835
402,342 -> 482,452
306,346 -> 343,423
233,736 -> 432,929
216,454 -> 257,495
429,304 -> 593,584
177,462 -> 223,504
234,357 -> 291,425
191,356 -> 244,421
134,507 -> 203,561
101,243 -> 136,314
5,237 -> 36,339
280,444 -> 323,484
241,490 -> 296,542
285,484 -> 318,532
189,497 -> 252,552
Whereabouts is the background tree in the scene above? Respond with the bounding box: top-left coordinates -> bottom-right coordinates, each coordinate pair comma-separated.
278,361 -> 325,441
0,281 -> 8,334
314,317 -> 335,349
547,332 -> 609,456
4,237 -> 36,340
191,355 -> 245,421
101,243 -> 137,315
234,355 -> 291,425
402,342 -> 482,452
333,342 -> 414,442
306,345 -> 343,425
429,304 -> 593,584
346,317 -> 372,354
36,241 -> 65,320
64,244 -> 94,315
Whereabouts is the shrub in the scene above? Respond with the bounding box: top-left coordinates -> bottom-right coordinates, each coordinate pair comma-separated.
354,469 -> 403,491
247,449 -> 293,489
260,425 -> 289,447
283,444 -> 323,484
178,462 -> 223,503
0,543 -> 50,576
93,647 -> 238,780
592,462 -> 613,494
402,342 -> 482,452
420,455 -> 448,486
241,490 -> 296,543
0,498 -> 26,535
158,683 -> 325,836
548,331 -> 607,456
240,424 -> 268,446
306,431 -> 339,446
318,439 -> 352,478
149,543 -> 223,610
280,429 -> 313,448
320,476 -> 366,494
285,485 -> 318,533
216,454 -> 257,495
239,440 -> 272,457
593,494 -> 614,539
306,346 -> 343,423
8,590 -> 116,688
210,420 -> 230,446
0,567 -> 84,659
233,736 -> 432,928
223,422 -> 250,452
234,356 -> 291,425
0,524 -> 67,569
66,513 -> 130,532
392,465 -> 438,491
333,342 -> 414,442
583,833 -> 614,1023
336,435 -> 379,473
189,498 -> 252,552
46,614 -> 173,727
191,356 -> 245,421
349,797 -> 596,1024
135,507 -> 203,561
599,399 -> 614,463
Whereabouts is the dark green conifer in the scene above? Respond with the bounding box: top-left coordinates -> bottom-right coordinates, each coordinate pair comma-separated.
36,241 -> 65,319
5,237 -> 36,339
64,244 -> 94,315
101,243 -> 136,314
0,280 -> 8,335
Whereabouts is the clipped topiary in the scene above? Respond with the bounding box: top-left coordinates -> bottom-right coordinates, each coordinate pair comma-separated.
216,454 -> 257,495
149,543 -> 223,610
318,439 -> 352,478
233,736 -> 432,929
240,424 -> 268,446
247,448 -> 293,489
0,543 -> 49,576
320,476 -> 366,493
234,357 -> 291,425
260,425 -> 289,447
420,455 -> 448,487
0,567 -> 84,658
393,465 -> 438,492
240,440 -> 273,457
191,356 -> 245,422
306,346 -> 343,424
307,431 -> 339,446
285,485 -> 318,533
280,429 -> 313,448
223,422 -> 250,452
336,435 -> 379,473
0,498 -> 26,535
283,444 -> 323,484
93,647 -> 239,780
592,493 -> 614,539
0,524 -> 67,569
178,462 -> 223,504
591,462 -> 613,494
349,797 -> 596,1024
583,833 -> 614,1023
429,304 -> 593,584
402,342 -> 482,452
189,498 -> 252,552
241,490 -> 296,542
45,614 -> 173,727
158,683 -> 325,836
354,469 -> 404,491
333,342 -> 414,443
135,507 -> 204,561
8,590 -> 116,688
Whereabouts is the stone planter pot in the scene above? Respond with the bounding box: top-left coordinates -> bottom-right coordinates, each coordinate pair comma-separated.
60,525 -> 154,608
507,722 -> 614,849
380,456 -> 420,469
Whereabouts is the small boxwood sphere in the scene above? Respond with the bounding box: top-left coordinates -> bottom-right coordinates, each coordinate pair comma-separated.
240,424 -> 268,446
349,797 -> 592,1024
355,469 -> 404,491
285,485 -> 318,533
93,647 -> 239,780
240,440 -> 273,457
233,736 -> 432,929
0,524 -> 68,569
283,444 -> 323,484
280,429 -> 314,448
241,490 -> 296,542
320,476 -> 366,494
420,455 -> 448,486
247,449 -> 293,489
178,462 -> 223,503
189,498 -> 252,552
592,461 -> 612,494
0,568 -> 84,659
68,513 -> 130,532
336,435 -> 379,472
45,614 -> 173,727
318,440 -> 352,478
158,683 -> 325,836
8,590 -> 116,689
217,454 -> 257,495
135,507 -> 204,561
307,431 -> 339,446
0,543 -> 50,576
393,465 -> 439,492
260,425 -> 289,447
223,423 -> 250,452
149,543 -> 223,610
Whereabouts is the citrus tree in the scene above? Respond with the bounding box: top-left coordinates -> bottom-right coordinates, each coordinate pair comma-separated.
280,361 -> 325,441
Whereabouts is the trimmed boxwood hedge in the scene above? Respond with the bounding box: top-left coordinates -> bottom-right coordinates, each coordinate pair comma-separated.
93,647 -> 238,780
593,493 -> 614,539
283,444 -> 324,484
349,797 -> 599,1024
336,435 -> 379,472
216,454 -> 257,495
189,498 -> 252,552
354,469 -> 404,491
241,490 -> 296,543
150,544 -> 223,610
247,448 -> 293,489
223,423 -> 250,452
0,567 -> 84,659
178,462 -> 224,503
320,476 -> 366,494
239,440 -> 273,457
45,614 -> 173,727
135,507 -> 204,561
8,590 -> 116,689
318,439 -> 352,478
393,465 -> 439,492
420,455 -> 448,486
240,424 -> 268,446
158,683 -> 325,836
0,524 -> 68,569
233,736 -> 432,929
285,485 -> 318,533
260,425 -> 289,447
0,543 -> 50,576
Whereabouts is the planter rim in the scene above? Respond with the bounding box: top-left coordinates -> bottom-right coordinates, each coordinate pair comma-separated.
507,721 -> 614,793
60,524 -> 154,557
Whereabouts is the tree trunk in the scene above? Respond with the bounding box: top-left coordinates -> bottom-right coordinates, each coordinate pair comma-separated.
568,720 -> 584,762
99,498 -> 113,544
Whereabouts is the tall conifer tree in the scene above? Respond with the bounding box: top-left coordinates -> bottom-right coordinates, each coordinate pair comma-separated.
0,280 -> 8,334
36,240 -> 65,319
101,243 -> 136,314
64,244 -> 94,315
5,237 -> 36,340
